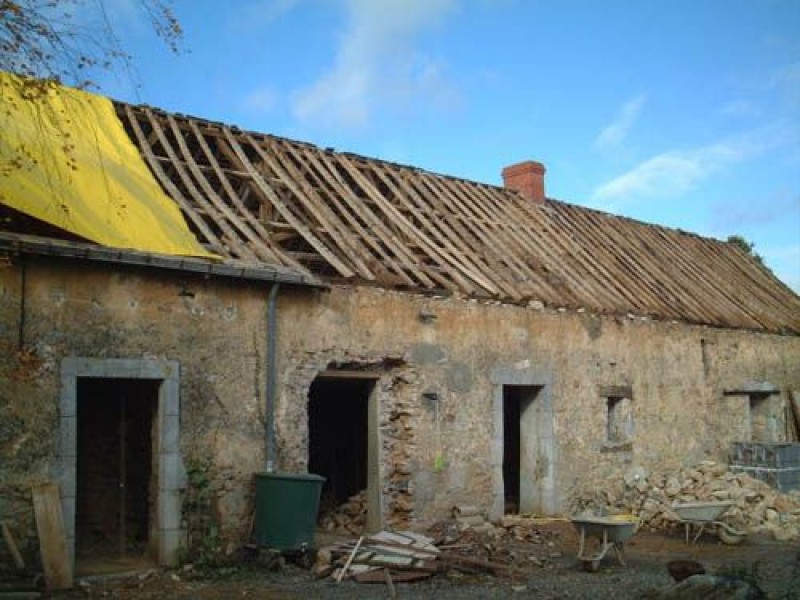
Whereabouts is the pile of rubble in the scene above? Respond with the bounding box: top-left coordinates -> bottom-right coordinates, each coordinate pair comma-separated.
570,460 -> 800,540
319,491 -> 367,534
315,516 -> 565,586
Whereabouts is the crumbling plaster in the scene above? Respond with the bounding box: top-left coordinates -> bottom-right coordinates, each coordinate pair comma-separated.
1,258 -> 798,560
276,285 -> 800,525
0,258 -> 273,558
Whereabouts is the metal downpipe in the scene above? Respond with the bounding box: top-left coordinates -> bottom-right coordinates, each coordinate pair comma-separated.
265,283 -> 280,472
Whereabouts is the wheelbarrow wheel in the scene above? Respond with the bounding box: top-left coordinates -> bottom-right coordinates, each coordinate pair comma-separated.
581,559 -> 601,572
717,523 -> 745,545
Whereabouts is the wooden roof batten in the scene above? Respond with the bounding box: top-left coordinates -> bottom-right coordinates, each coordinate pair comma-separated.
114,103 -> 800,335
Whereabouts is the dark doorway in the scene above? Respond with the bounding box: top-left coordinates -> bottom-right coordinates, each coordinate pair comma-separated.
308,376 -> 375,523
503,385 -> 543,514
76,378 -> 159,567
503,386 -> 522,514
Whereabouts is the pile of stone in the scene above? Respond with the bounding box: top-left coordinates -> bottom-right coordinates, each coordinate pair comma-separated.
570,460 -> 800,540
319,490 -> 367,534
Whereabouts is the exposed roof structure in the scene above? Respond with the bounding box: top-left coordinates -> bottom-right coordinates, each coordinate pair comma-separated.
113,103 -> 800,334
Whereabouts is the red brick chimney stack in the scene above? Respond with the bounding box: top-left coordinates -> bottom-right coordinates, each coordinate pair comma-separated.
501,160 -> 546,204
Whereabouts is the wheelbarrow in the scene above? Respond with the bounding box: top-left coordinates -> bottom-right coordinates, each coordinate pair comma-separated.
570,515 -> 639,571
672,501 -> 746,545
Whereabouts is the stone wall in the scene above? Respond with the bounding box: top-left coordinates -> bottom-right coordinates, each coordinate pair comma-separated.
1,258 -> 799,565
0,257 -> 273,563
276,285 -> 800,528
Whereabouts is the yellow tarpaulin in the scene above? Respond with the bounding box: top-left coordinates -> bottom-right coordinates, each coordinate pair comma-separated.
0,73 -> 216,258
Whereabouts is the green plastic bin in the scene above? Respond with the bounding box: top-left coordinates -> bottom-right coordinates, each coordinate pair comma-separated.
254,472 -> 325,551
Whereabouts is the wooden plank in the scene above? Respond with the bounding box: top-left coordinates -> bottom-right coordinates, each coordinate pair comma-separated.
121,105 -> 228,256
221,128 -> 356,278
31,483 -> 72,590
416,175 -> 522,300
143,110 -> 258,262
372,164 -> 491,294
260,141 -> 378,281
290,144 -> 424,287
336,535 -> 363,582
186,121 -> 305,270
1,521 -> 25,568
341,157 -> 495,295
166,115 -> 284,264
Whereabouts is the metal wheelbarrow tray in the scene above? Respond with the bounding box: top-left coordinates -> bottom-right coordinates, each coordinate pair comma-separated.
672,501 -> 745,545
570,515 -> 639,571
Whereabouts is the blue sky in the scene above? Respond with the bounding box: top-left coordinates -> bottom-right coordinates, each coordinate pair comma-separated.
96,0 -> 799,290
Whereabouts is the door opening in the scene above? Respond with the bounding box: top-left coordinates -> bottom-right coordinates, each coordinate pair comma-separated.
76,378 -> 159,571
503,385 -> 543,514
308,375 -> 379,532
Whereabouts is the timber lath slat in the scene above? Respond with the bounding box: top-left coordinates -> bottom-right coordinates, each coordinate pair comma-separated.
184,120 -> 301,269
560,204 -> 694,318
285,145 -> 409,284
625,217 -> 743,325
638,220 -> 761,327
421,175 -> 526,300
536,204 -> 657,313
444,178 -> 536,291
255,138 -> 378,281
165,114 -> 278,264
301,144 -> 436,287
116,102 -> 800,333
684,234 -> 783,330
366,163 -> 480,293
121,105 -> 229,257
294,146 -> 440,289
337,154 -> 500,296
403,172 -> 506,296
470,188 -> 572,306
143,109 -> 260,262
221,128 -> 356,278
518,203 -> 609,307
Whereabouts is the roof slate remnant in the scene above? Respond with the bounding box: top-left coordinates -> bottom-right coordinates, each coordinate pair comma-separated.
112,102 -> 799,334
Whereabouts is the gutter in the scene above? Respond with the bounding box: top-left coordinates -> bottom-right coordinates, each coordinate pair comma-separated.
0,232 -> 325,288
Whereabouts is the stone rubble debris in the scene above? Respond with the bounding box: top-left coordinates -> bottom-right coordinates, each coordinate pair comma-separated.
319,490 -> 367,534
315,517 -> 564,585
570,460 -> 800,541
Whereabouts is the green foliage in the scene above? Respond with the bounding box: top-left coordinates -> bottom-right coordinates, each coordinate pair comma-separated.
182,458 -> 227,570
726,234 -> 765,266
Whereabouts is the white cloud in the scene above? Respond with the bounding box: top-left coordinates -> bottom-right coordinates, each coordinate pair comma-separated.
292,0 -> 458,128
593,94 -> 646,152
242,86 -> 279,113
590,126 -> 789,205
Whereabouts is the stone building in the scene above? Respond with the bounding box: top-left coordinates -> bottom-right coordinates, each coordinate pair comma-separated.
1,77 -> 799,575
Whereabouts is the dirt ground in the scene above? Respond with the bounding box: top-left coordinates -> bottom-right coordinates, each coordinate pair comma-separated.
8,521 -> 800,599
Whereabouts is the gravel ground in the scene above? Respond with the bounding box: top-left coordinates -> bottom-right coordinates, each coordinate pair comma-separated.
12,522 -> 800,599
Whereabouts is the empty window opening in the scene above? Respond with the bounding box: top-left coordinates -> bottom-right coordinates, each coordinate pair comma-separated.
606,396 -> 633,445
502,385 -> 542,515
76,378 -> 159,571
749,393 -> 778,442
308,376 -> 375,530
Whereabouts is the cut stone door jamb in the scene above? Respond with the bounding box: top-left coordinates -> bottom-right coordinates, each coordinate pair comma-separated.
58,357 -> 184,570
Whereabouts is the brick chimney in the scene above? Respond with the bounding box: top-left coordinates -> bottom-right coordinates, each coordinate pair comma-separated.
501,160 -> 546,204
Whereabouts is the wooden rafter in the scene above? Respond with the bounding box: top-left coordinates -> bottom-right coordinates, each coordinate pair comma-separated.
114,103 -> 800,334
